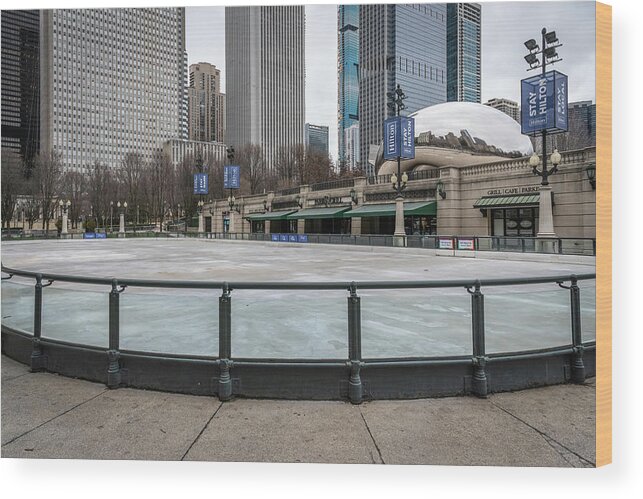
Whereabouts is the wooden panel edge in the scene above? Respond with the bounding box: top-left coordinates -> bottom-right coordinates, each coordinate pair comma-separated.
595,0 -> 612,467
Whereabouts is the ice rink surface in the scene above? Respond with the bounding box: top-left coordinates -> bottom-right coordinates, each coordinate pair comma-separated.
1,239 -> 596,359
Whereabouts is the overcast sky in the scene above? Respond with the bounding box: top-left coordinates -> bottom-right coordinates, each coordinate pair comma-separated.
186,1 -> 596,162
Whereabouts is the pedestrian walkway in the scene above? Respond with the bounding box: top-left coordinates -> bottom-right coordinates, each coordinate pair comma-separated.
1,355 -> 595,466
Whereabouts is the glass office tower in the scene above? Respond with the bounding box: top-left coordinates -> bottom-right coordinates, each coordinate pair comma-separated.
337,4 -> 359,171
359,4 -> 447,176
447,3 -> 481,103
1,10 -> 40,166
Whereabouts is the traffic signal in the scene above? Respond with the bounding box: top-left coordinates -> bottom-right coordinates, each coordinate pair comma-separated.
226,146 -> 235,162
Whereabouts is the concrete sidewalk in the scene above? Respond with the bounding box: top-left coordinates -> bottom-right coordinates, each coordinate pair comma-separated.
0,355 -> 595,466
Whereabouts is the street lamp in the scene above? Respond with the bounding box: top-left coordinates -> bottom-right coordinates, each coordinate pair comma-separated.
387,84 -> 408,244
110,201 -> 114,233
197,200 -> 205,235
524,27 -> 563,250
349,188 -> 358,205
436,179 -> 447,200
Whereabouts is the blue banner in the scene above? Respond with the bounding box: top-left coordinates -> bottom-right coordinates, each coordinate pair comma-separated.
521,70 -> 568,135
383,118 -> 400,160
297,235 -> 308,243
271,234 -> 280,241
279,234 -> 288,242
83,232 -> 96,239
193,173 -> 209,195
400,117 -> 415,159
95,233 -> 107,239
224,165 -> 240,189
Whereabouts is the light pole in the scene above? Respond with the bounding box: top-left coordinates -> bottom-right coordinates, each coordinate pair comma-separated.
524,27 -> 563,252
387,84 -> 408,246
59,199 -> 70,236
110,201 -> 114,233
197,200 -> 205,235
227,194 -> 242,234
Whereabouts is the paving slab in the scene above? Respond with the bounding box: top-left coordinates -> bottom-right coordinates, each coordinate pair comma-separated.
1,356 -> 30,382
490,383 -> 596,466
1,387 -> 219,460
184,399 -> 380,464
359,397 -> 573,467
1,370 -> 106,446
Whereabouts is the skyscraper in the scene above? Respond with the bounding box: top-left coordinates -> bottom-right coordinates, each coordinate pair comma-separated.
305,123 -> 329,156
344,124 -> 360,172
338,4 -> 359,171
225,6 -> 305,172
1,10 -> 40,166
485,97 -> 519,122
39,8 -> 187,172
446,3 -> 481,103
188,62 -> 226,143
359,4 -> 447,176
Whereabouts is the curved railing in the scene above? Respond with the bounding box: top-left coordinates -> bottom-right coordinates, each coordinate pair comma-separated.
0,263 -> 596,403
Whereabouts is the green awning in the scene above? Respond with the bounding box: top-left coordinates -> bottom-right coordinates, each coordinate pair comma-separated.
245,210 -> 296,221
345,201 -> 437,218
473,194 -> 540,208
286,206 -> 352,220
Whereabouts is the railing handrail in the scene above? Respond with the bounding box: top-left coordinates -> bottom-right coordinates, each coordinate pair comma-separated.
0,264 -> 595,290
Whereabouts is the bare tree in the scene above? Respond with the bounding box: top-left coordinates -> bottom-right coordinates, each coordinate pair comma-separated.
87,160 -> 118,229
63,170 -> 86,229
303,146 -> 334,185
237,144 -> 267,195
33,150 -> 63,232
142,150 -> 173,230
1,149 -> 27,229
119,152 -> 144,212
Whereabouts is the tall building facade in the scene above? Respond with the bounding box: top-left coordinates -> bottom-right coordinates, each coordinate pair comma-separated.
359,4 -> 447,176
484,97 -> 519,122
338,4 -> 359,171
188,62 -> 225,143
304,123 -> 329,156
344,124 -> 360,172
1,10 -> 40,165
225,6 -> 305,172
532,101 -> 596,153
40,8 -> 187,172
446,3 -> 481,103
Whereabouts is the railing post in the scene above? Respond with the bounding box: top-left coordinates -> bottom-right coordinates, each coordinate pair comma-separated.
30,274 -> 49,371
559,276 -> 585,383
107,279 -> 125,388
468,280 -> 488,397
218,282 -> 233,401
347,282 -> 363,404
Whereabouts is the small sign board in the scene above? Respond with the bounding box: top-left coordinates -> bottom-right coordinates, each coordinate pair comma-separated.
383,117 -> 400,160
279,234 -> 288,242
289,234 -> 298,242
520,70 -> 568,135
83,232 -> 96,239
224,165 -> 241,189
193,173 -> 209,195
438,237 -> 454,250
298,235 -> 308,243
457,238 -> 475,250
400,117 -> 415,159
271,234 -> 280,242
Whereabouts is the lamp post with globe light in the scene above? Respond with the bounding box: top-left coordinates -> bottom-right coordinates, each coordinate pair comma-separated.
117,201 -> 128,236
523,27 -> 564,252
387,84 -> 408,247
59,199 -> 71,236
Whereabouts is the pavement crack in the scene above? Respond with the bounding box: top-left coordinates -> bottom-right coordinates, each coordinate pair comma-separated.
180,400 -> 223,461
1,389 -> 108,447
489,398 -> 595,467
359,407 -> 385,464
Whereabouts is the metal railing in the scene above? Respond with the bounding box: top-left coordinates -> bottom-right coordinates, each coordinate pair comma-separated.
1,262 -> 595,403
205,232 -> 596,256
1,230 -> 596,256
310,178 -> 356,192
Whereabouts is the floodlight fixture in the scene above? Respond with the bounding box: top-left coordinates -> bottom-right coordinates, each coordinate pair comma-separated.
524,39 -> 539,52
544,46 -> 558,59
544,31 -> 558,45
524,53 -> 539,65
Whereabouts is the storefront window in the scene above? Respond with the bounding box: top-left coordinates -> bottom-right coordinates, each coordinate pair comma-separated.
491,208 -> 538,237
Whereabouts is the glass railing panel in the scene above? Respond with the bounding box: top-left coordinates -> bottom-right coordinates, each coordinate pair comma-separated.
1,280 -> 34,333
231,289 -> 347,359
360,288 -> 472,358
41,285 -> 108,347
120,290 -> 217,356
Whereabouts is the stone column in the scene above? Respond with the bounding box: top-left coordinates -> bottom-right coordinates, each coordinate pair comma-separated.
229,211 -> 236,233
198,210 -> 204,235
118,211 -> 125,237
536,184 -> 557,252
61,210 -> 69,236
393,195 -> 406,247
